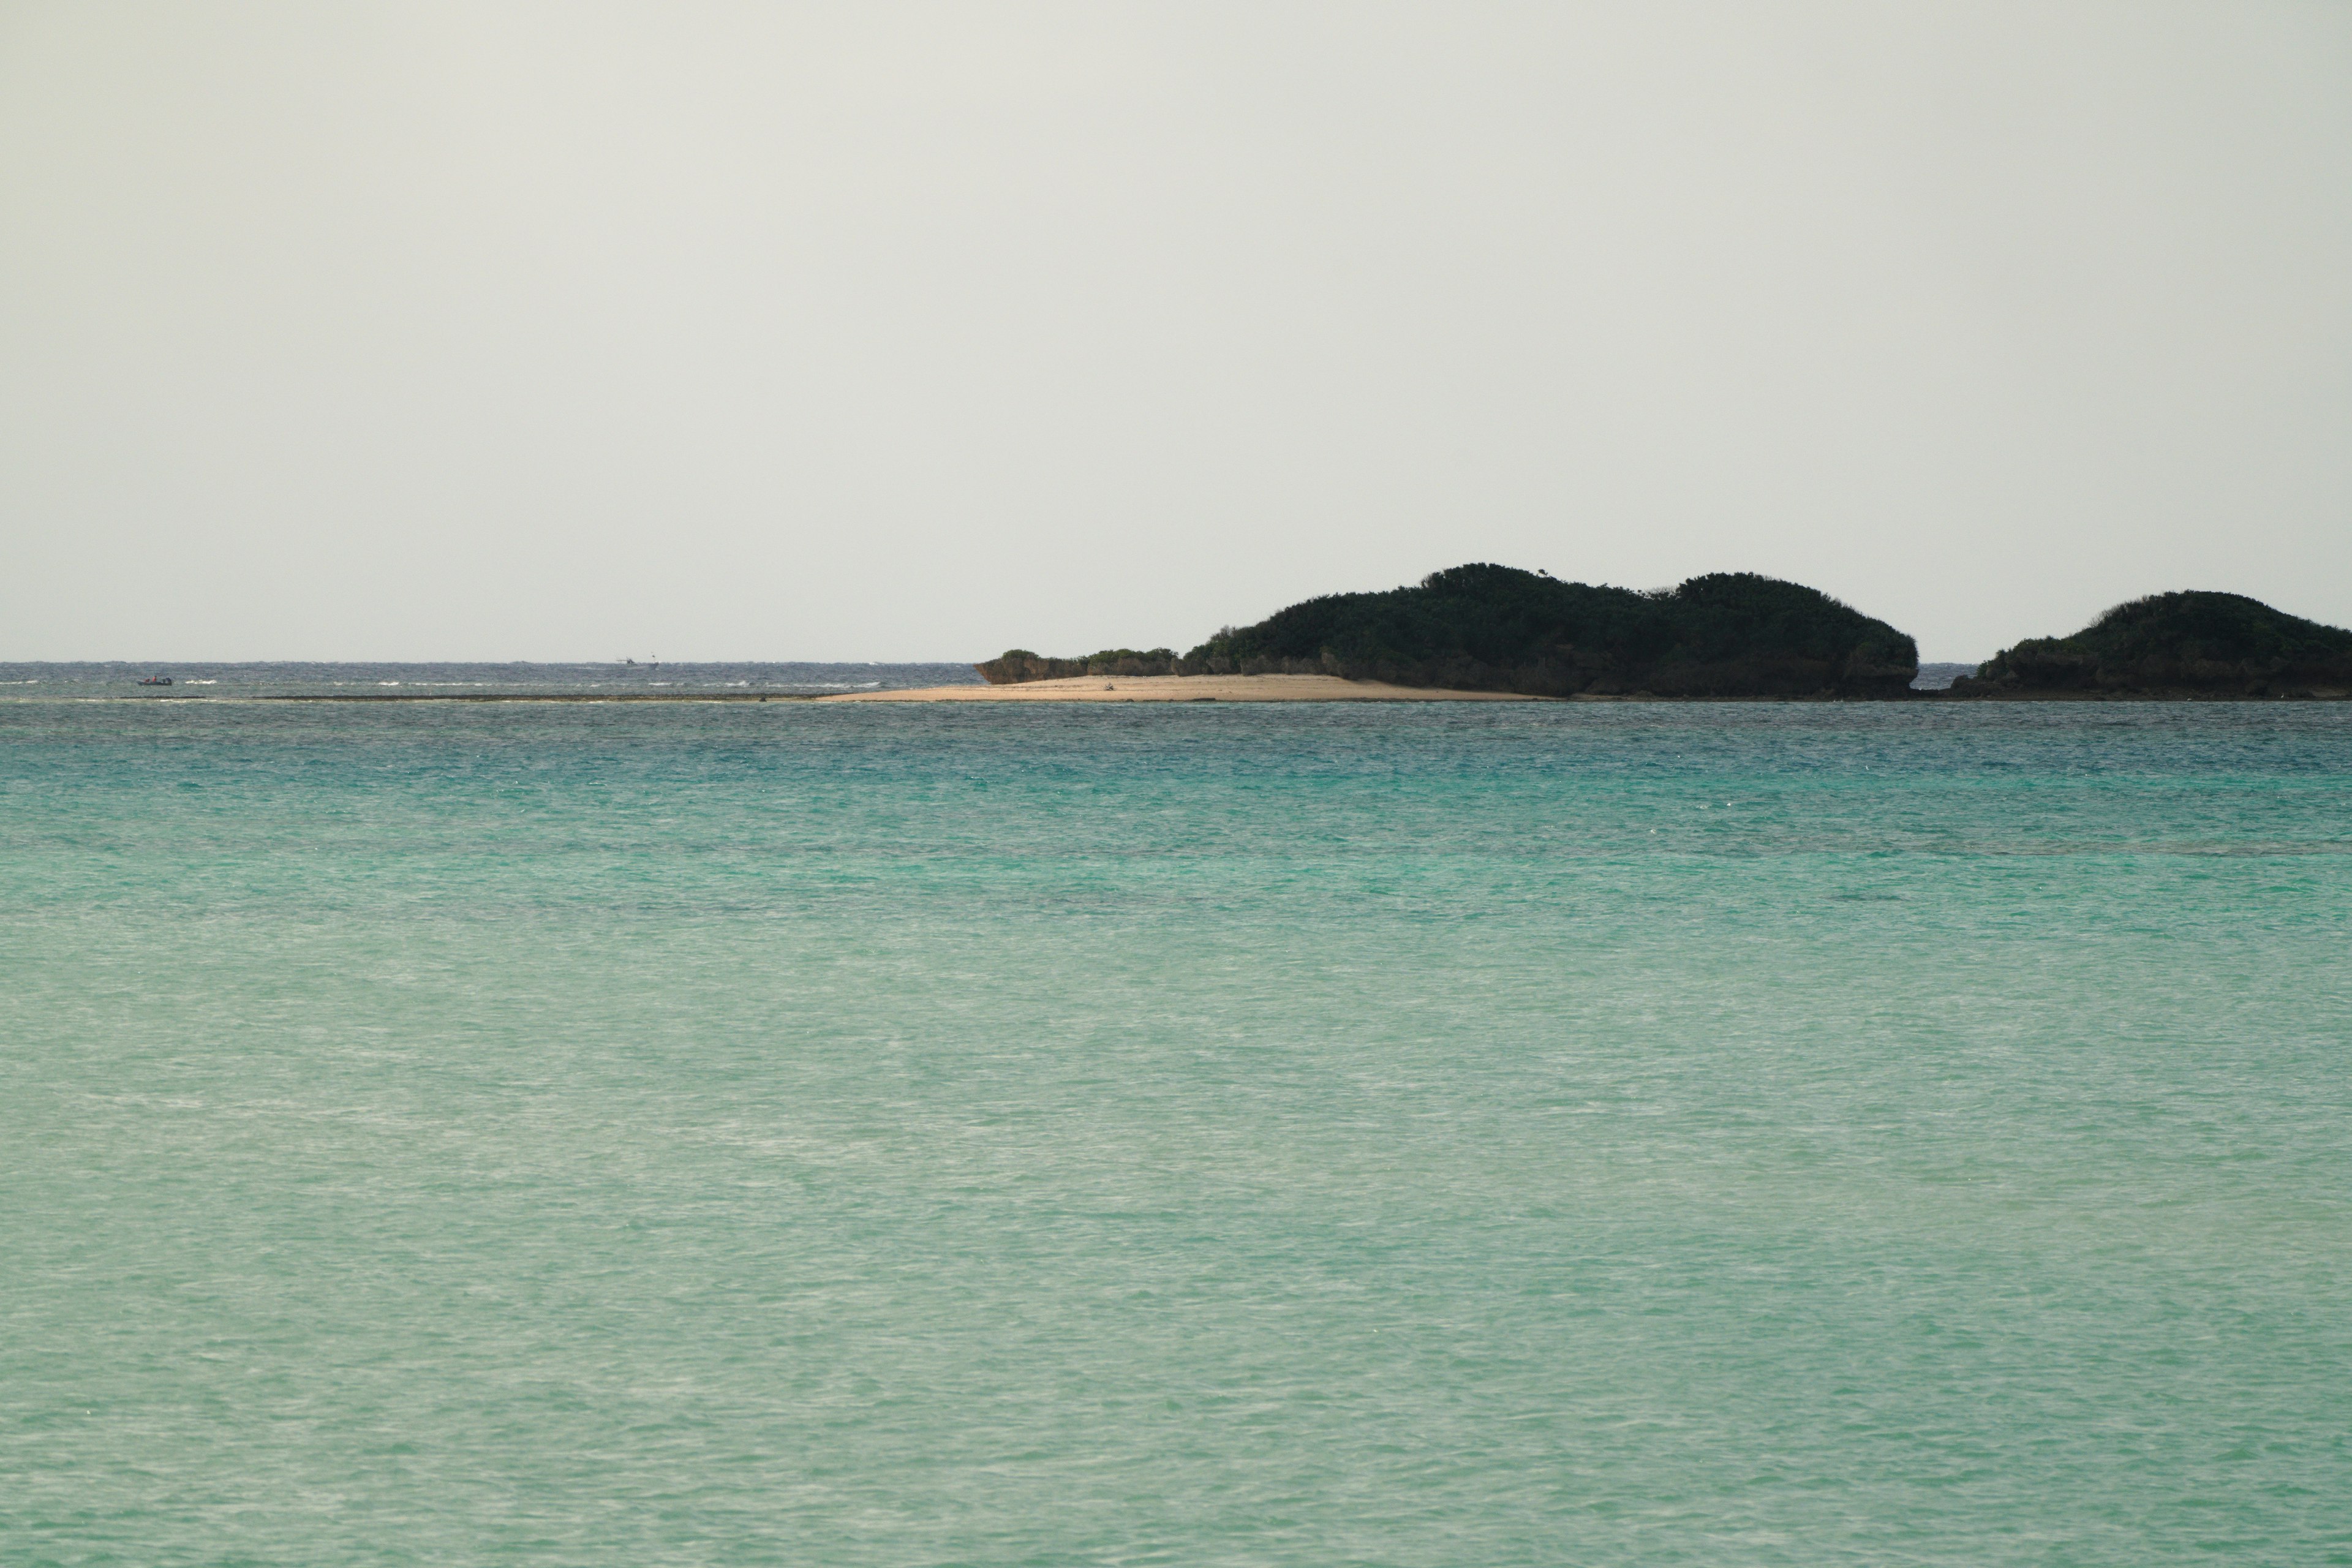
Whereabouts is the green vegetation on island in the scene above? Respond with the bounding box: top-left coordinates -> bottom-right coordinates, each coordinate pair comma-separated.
976,648 -> 1182,683
1951,592 -> 2352,698
981,564 -> 1920,697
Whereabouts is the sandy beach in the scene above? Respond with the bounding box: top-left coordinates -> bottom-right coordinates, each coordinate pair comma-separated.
816,674 -> 1541,703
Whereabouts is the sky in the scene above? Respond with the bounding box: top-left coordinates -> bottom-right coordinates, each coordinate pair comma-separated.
2,2 -> 2347,662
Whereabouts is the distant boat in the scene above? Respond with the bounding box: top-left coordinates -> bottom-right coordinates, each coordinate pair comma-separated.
138,675 -> 173,687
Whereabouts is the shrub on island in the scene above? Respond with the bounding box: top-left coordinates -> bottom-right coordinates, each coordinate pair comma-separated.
978,648 -> 1181,684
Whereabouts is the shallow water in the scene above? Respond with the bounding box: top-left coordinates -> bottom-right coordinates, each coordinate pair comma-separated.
4,701 -> 2348,1566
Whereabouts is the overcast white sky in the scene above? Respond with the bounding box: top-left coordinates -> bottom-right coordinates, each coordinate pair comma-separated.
3,2 -> 2346,662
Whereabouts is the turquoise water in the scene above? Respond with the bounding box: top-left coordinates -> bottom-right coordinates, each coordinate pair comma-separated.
4,701 -> 2348,1566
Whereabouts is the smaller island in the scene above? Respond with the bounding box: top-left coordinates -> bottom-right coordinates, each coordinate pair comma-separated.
1951,592 -> 2352,699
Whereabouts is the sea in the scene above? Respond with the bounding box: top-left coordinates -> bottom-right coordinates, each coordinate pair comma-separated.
0,660 -> 987,699
3,680 -> 2347,1566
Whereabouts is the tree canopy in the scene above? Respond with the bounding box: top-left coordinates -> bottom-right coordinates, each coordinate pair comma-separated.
1175,564 -> 1918,696
978,565 -> 1917,695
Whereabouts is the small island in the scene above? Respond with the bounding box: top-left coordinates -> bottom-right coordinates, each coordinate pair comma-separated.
978,565 -> 1920,698
1950,592 -> 2352,699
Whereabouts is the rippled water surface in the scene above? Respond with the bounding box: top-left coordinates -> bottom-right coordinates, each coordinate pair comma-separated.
0,660 -> 983,698
4,701 -> 2348,1566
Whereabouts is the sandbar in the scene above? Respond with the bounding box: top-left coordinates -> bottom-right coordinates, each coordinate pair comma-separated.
816,674 -> 1541,703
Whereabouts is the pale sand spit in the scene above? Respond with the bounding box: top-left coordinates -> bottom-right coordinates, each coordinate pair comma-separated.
817,674 -> 1543,703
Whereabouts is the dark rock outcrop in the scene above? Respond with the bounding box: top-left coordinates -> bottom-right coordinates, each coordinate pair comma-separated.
1950,592 -> 2352,698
